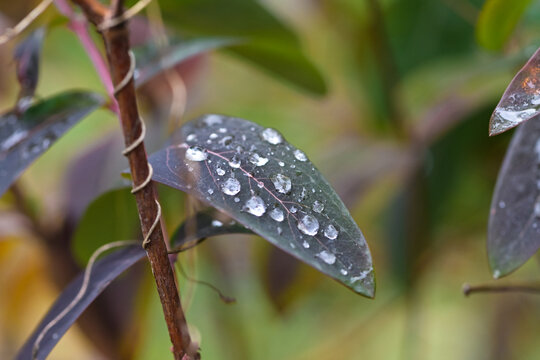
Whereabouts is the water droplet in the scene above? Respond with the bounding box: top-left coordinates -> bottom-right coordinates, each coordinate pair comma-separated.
209,133 -> 218,140
249,153 -> 269,166
277,227 -> 282,235
298,187 -> 307,201
212,220 -> 223,227
278,161 -> 285,167
243,196 -> 266,216
186,134 -> 197,142
498,201 -> 506,209
202,114 -> 222,126
257,181 -> 264,188
271,174 -> 291,194
1,130 -> 28,151
290,206 -> 298,213
493,269 -> 501,279
302,240 -> 310,248
207,188 -> 214,195
185,146 -> 207,161
219,136 -> 233,146
228,155 -> 241,168
218,127 -> 227,133
312,200 -> 324,213
294,149 -> 307,161
221,177 -> 241,195
234,197 -> 240,203
324,224 -> 338,240
261,128 -> 283,145
340,269 -> 348,276
216,167 -> 226,176
269,208 -> 284,222
297,215 -> 319,236
317,250 -> 336,265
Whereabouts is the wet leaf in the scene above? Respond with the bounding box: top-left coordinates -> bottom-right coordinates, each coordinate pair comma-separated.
14,27 -> 45,109
134,37 -> 240,87
476,0 -> 533,51
148,115 -> 375,297
16,211 -> 247,360
0,91 -> 104,196
158,0 -> 327,95
488,116 -> 540,278
489,47 -> 540,136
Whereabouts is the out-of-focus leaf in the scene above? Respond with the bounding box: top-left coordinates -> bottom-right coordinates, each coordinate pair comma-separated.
476,0 -> 533,51
148,115 -> 375,297
72,188 -> 140,265
488,116 -> 540,278
489,46 -> 540,136
16,211 -> 249,360
14,27 -> 45,109
134,37 -> 240,87
0,91 -> 104,197
158,0 -> 327,95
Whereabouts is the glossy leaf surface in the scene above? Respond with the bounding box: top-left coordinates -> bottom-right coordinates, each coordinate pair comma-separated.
0,91 -> 104,196
148,115 -> 375,297
16,211 -> 247,360
489,47 -> 540,136
488,116 -> 540,277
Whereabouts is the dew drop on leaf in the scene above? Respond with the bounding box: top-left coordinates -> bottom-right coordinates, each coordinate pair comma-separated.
317,250 -> 336,265
209,133 -> 218,139
216,167 -> 226,176
202,114 -> 222,126
260,128 -> 282,145
324,224 -> 338,240
186,134 -> 196,142
228,154 -> 241,168
297,215 -> 319,236
293,149 -> 307,162
212,220 -> 223,227
249,153 -> 269,166
312,200 -> 324,213
269,207 -> 284,222
243,196 -> 267,216
221,177 -> 241,196
271,173 -> 291,194
185,146 -> 207,161
302,240 -> 310,248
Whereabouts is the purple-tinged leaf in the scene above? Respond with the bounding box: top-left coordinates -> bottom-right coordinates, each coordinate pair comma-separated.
16,211 -> 247,360
488,116 -> 540,277
148,115 -> 375,297
0,91 -> 104,197
134,37 -> 240,87
490,47 -> 540,136
14,27 -> 45,110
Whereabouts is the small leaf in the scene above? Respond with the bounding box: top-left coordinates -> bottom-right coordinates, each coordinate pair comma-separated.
0,91 -> 104,196
16,212 -> 247,360
476,0 -> 533,51
14,27 -> 45,109
134,37 -> 240,87
489,47 -> 540,136
158,0 -> 327,95
148,115 -> 375,297
488,116 -> 540,278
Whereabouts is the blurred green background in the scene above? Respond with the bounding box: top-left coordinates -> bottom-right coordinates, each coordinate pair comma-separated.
2,0 -> 540,359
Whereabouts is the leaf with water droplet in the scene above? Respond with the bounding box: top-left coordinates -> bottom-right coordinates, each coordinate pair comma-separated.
16,210 -> 249,360
488,116 -> 540,277
148,114 -> 375,297
489,46 -> 540,136
14,27 -> 45,110
0,91 -> 104,197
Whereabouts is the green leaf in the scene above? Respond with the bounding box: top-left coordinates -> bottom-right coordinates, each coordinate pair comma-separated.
17,211 -> 246,360
488,116 -> 540,278
72,188 -> 140,265
0,91 -> 104,196
476,0 -> 533,51
148,114 -> 375,297
489,46 -> 540,136
158,0 -> 327,95
134,37 -> 241,87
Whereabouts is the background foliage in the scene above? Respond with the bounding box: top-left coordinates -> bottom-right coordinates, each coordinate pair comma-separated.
2,0 -> 540,359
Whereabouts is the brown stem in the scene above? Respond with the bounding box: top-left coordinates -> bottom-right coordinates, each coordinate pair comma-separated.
70,1 -> 197,359
463,283 -> 540,296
